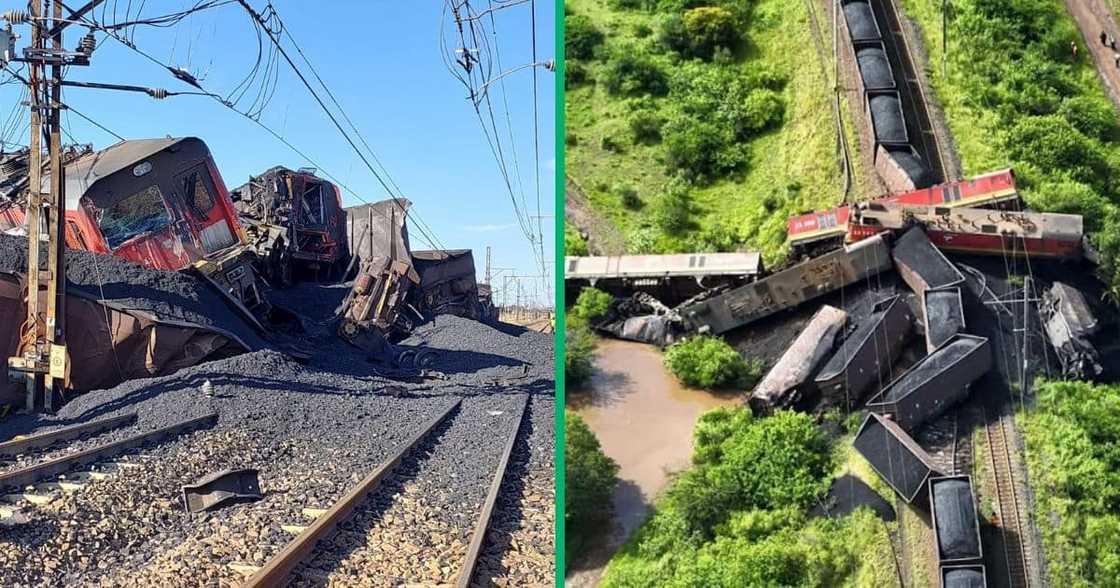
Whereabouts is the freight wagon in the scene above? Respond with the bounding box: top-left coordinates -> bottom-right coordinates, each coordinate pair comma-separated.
848,201 -> 1084,259
787,169 -> 1019,252
564,252 -> 762,303
866,334 -> 991,432
941,564 -> 988,588
923,287 -> 965,353
853,412 -> 941,503
815,295 -> 914,409
891,226 -> 966,297
929,475 -> 983,565
680,235 -> 892,335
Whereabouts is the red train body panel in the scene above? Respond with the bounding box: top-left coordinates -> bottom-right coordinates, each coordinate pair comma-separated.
787,169 -> 1020,249
848,202 -> 1083,259
19,138 -> 246,272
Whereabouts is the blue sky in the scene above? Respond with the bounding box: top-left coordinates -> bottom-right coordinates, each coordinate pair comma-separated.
0,1 -> 556,307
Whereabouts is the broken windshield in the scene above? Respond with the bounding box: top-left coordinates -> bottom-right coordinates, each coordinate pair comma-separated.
97,184 -> 171,249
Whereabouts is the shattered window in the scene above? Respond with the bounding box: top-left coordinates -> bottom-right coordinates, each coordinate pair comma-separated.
299,182 -> 327,226
182,169 -> 216,216
97,184 -> 171,249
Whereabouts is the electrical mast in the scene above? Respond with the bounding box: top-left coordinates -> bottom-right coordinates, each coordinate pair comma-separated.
5,1 -> 94,412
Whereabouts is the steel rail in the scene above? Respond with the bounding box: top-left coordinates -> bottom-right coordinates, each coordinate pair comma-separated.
0,412 -> 216,491
456,394 -> 529,588
0,412 -> 136,457
243,398 -> 463,587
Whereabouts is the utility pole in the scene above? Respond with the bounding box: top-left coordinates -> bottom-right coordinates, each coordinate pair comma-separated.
484,245 -> 491,286
6,0 -> 92,412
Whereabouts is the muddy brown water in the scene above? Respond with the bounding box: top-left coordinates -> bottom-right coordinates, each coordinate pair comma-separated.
566,338 -> 740,586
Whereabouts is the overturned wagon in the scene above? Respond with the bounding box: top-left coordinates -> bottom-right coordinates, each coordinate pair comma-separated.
681,235 -> 891,335
867,334 -> 991,432
923,287 -> 965,353
854,412 -> 941,503
890,226 -> 965,297
815,295 -> 914,410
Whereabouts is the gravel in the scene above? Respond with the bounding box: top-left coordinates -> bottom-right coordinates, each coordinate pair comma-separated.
0,275 -> 555,586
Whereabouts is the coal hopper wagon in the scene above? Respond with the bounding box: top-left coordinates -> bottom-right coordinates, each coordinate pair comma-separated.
853,412 -> 942,503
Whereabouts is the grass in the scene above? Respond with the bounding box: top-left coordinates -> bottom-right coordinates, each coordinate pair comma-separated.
898,0 -> 1115,174
565,0 -> 850,265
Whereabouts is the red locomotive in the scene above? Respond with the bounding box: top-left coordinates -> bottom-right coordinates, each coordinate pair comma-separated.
3,137 -> 263,307
787,169 -> 1019,251
847,202 -> 1083,259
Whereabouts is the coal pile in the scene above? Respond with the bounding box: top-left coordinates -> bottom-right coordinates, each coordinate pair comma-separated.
925,289 -> 965,350
856,45 -> 894,89
870,93 -> 907,143
0,272 -> 554,585
843,0 -> 880,40
881,338 -> 975,403
0,234 -> 268,351
943,568 -> 985,588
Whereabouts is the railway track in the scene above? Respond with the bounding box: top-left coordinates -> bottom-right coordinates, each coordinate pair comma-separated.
876,0 -> 952,184
983,406 -> 1031,588
239,394 -> 532,586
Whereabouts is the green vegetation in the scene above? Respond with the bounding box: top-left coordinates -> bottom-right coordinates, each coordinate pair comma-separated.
565,0 -> 847,264
1021,380 -> 1120,586
899,0 -> 1120,299
567,412 -> 621,567
572,287 -> 614,323
664,335 -> 762,389
602,408 -> 897,586
566,321 -> 598,386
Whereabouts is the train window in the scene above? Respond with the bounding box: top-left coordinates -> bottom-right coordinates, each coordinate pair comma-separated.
180,168 -> 216,216
981,224 -> 997,234
97,184 -> 171,249
299,181 -> 328,226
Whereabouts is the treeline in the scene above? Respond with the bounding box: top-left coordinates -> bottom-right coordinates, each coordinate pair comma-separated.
602,408 -> 896,586
1022,380 -> 1120,586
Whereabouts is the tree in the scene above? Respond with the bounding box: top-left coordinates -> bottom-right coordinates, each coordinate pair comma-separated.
567,412 -> 620,566
566,322 -> 597,386
681,6 -> 739,60
663,335 -> 760,389
654,177 -> 693,233
603,51 -> 669,97
566,15 -> 604,60
572,287 -> 614,322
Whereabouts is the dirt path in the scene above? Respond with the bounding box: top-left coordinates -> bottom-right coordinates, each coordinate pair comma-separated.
1066,0 -> 1120,111
565,175 -> 626,256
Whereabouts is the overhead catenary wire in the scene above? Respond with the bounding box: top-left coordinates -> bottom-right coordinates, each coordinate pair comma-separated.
53,2 -> 451,254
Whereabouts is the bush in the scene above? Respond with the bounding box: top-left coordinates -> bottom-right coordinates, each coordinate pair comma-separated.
664,116 -> 744,182
664,335 -> 760,389
629,110 -> 664,144
654,178 -> 692,233
566,15 -> 604,60
1059,96 -> 1116,142
1004,115 -> 1111,192
600,134 -> 625,153
572,287 -> 614,322
565,61 -> 589,87
566,224 -> 589,256
603,51 -> 669,96
614,183 -> 642,209
566,321 -> 597,386
681,6 -> 739,60
566,412 -> 620,566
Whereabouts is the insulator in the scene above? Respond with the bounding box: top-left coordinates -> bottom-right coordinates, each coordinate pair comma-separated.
78,31 -> 95,55
147,88 -> 168,100
2,10 -> 29,24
